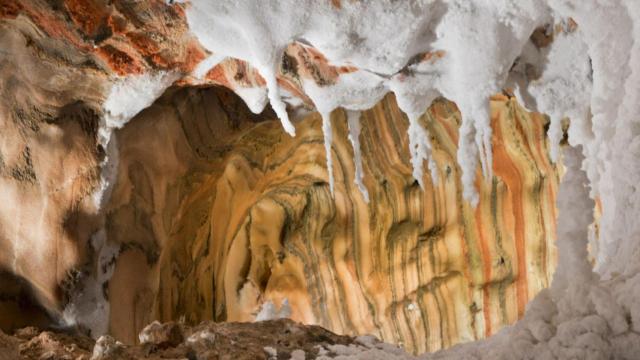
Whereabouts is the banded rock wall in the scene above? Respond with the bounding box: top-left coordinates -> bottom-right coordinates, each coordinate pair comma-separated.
105,87 -> 558,354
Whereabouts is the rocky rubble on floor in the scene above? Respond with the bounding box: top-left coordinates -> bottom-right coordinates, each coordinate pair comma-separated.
0,319 -> 372,360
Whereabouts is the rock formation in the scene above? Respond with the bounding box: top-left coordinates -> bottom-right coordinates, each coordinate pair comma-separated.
0,0 -> 562,356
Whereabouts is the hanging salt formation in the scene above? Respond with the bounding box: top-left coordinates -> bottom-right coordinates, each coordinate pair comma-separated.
257,56 -> 296,136
346,110 -> 369,202
528,24 -> 592,162
180,1 -> 302,136
406,114 -> 439,190
184,1 -> 475,202
320,111 -> 335,195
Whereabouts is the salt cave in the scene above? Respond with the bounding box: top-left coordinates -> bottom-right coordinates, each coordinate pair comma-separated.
0,0 -> 638,359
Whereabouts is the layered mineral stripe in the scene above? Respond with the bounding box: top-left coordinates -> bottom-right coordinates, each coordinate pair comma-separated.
112,90 -> 559,354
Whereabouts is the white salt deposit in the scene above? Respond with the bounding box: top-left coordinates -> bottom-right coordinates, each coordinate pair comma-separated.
62,229 -> 120,339
255,298 -> 292,322
321,111 -> 335,195
264,346 -> 278,360
347,110 -> 369,202
184,0 -> 547,204
101,72 -> 178,146
527,25 -> 592,162
95,72 -> 178,209
407,113 -> 439,191
291,349 -> 306,360
233,86 -> 269,114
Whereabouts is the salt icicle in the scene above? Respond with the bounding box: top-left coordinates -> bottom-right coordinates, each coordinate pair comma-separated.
548,116 -> 563,162
407,113 -> 439,190
472,101 -> 493,182
321,111 -> 334,195
457,117 -> 480,207
347,110 -> 369,202
258,55 -> 296,136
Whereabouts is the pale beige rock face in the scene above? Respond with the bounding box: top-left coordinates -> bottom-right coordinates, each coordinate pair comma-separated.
0,24 -> 105,327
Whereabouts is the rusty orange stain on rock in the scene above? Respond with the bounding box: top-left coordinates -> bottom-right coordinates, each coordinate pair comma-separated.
13,2 -> 91,51
125,31 -> 161,61
0,0 -> 22,18
96,45 -> 143,75
178,41 -> 207,73
204,64 -> 231,87
492,104 -> 528,318
63,0 -> 109,37
106,13 -> 128,34
422,50 -> 446,63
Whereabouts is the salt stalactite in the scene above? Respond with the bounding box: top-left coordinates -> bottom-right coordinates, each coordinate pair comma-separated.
184,0 -> 481,203
389,73 -> 442,190
455,119 -> 481,206
300,72 -> 386,198
550,146 -> 594,294
258,57 -> 296,136
185,1 -> 554,206
547,117 -> 563,163
321,111 -> 335,195
477,103 -> 493,182
255,299 -> 292,322
233,86 -> 269,114
433,1 -> 545,204
407,113 -> 439,190
182,1 -> 304,135
346,110 -> 369,202
527,26 -> 592,162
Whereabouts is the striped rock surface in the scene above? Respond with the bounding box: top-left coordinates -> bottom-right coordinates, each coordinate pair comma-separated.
105,87 -> 558,353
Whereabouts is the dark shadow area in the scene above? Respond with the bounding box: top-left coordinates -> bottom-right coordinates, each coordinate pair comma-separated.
0,270 -> 55,333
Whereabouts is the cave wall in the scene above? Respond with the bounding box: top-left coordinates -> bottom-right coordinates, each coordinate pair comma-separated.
105,87 -> 558,353
0,1 -> 560,354
0,22 -> 106,329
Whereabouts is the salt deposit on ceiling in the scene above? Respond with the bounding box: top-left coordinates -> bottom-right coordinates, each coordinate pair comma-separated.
183,0 -> 549,206
172,0 -> 640,358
